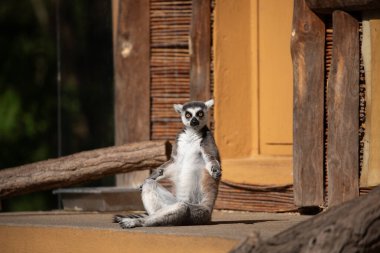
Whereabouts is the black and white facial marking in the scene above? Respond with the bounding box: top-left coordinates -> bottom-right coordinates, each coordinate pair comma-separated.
173,99 -> 214,130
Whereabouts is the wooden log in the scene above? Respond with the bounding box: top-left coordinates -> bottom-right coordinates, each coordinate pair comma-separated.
0,141 -> 169,199
291,0 -> 325,207
190,0 -> 211,101
230,186 -> 380,253
327,10 -> 359,206
113,0 -> 151,187
306,0 -> 380,13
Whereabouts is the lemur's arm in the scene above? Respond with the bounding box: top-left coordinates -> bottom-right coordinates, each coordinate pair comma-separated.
147,141 -> 178,181
141,158 -> 176,191
200,129 -> 222,180
148,159 -> 175,181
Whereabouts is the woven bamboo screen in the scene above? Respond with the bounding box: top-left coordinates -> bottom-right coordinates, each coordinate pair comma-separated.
151,0 -> 192,140
150,0 -> 214,141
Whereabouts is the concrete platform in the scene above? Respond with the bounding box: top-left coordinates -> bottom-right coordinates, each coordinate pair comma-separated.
0,210 -> 310,253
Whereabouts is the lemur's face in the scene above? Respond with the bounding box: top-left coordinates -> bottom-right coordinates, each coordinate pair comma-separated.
174,99 -> 214,130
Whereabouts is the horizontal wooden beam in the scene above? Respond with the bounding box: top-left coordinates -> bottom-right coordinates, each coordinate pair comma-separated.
306,0 -> 380,13
0,141 -> 169,199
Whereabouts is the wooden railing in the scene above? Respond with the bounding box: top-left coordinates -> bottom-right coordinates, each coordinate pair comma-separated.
292,0 -> 380,209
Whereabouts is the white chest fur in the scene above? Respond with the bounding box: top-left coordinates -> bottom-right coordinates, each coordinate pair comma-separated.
175,129 -> 205,203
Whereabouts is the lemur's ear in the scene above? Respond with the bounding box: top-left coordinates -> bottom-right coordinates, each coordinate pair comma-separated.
205,99 -> 214,110
173,104 -> 183,114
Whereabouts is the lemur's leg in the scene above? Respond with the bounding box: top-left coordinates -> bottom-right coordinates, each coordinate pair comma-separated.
187,203 -> 212,225
143,202 -> 189,227
143,202 -> 212,227
118,202 -> 189,228
115,160 -> 178,229
117,202 -> 212,228
116,202 -> 186,229
141,179 -> 176,215
116,179 -> 177,229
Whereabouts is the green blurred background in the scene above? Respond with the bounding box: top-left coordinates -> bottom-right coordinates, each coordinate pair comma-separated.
0,0 -> 114,211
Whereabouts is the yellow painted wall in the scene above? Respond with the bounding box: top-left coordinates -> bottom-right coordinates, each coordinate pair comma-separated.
214,1 -> 380,187
214,0 -> 294,185
258,0 -> 293,155
214,0 -> 257,159
214,0 -> 293,158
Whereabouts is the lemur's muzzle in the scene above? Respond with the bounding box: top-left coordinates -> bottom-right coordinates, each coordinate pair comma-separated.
190,118 -> 199,127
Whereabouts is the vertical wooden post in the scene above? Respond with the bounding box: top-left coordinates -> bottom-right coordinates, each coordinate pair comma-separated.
291,0 -> 325,208
327,10 -> 359,206
361,12 -> 380,187
190,0 -> 211,101
113,0 -> 151,187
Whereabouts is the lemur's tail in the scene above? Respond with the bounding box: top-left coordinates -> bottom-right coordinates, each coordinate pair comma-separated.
112,213 -> 148,223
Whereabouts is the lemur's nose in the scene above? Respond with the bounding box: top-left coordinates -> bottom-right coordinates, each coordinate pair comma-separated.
190,118 -> 199,126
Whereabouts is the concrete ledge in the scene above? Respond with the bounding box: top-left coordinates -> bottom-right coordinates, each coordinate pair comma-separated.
53,187 -> 144,211
0,226 -> 236,253
0,211 -> 310,253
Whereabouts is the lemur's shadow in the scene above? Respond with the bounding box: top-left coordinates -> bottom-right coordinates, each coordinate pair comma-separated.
209,219 -> 277,225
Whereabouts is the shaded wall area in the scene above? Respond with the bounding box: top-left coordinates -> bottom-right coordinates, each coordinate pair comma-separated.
0,0 -> 114,211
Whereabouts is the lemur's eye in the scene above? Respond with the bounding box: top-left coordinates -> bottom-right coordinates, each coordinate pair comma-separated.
197,111 -> 204,118
185,112 -> 192,119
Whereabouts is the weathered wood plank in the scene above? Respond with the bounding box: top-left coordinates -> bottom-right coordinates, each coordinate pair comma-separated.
361,12 -> 380,187
367,14 -> 380,187
113,0 -> 151,187
111,0 -> 119,44
230,186 -> 380,253
327,11 -> 359,206
0,141 -> 168,199
190,0 -> 211,101
306,0 -> 380,13
291,0 -> 325,207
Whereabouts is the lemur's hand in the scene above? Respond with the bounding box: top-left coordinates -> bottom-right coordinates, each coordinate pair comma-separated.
209,162 -> 222,180
148,168 -> 164,180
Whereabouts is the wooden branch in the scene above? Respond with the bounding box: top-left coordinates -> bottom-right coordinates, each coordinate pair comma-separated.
291,0 -> 325,207
0,141 -> 169,199
230,186 -> 380,253
306,0 -> 380,13
327,10 -> 359,206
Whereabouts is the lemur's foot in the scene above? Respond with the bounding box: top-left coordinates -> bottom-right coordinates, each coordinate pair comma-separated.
113,213 -> 146,229
119,218 -> 140,229
114,216 -> 142,229
113,214 -> 125,223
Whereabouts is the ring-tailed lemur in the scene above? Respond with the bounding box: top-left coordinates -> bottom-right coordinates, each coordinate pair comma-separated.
113,99 -> 221,228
